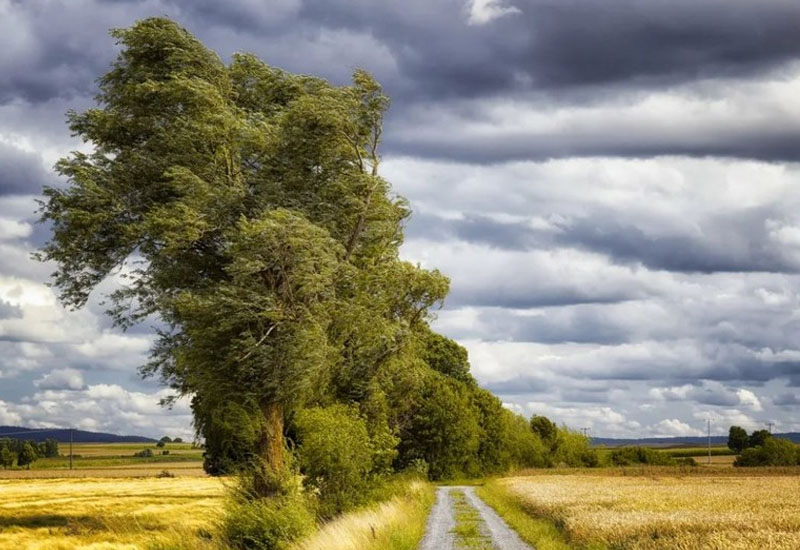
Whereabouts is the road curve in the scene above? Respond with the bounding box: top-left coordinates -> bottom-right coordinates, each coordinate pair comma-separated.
418,486 -> 534,550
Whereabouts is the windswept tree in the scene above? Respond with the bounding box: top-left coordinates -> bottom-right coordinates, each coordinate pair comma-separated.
39,18 -> 448,494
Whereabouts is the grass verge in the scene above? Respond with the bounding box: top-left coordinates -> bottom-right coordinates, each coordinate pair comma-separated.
450,489 -> 492,550
475,479 -> 608,550
291,478 -> 434,550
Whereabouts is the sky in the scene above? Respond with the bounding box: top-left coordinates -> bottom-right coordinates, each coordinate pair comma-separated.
1,0 -> 800,440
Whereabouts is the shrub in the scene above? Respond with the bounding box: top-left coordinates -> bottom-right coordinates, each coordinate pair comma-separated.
749,429 -> 771,448
609,446 -> 676,466
553,428 -> 597,467
156,470 -> 175,478
223,489 -> 314,550
734,438 -> 799,467
294,404 -> 374,518
134,448 -> 154,458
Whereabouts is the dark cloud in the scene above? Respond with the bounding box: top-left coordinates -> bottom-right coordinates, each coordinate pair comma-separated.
410,209 -> 800,275
0,143 -> 50,196
774,392 -> 800,406
0,300 -> 22,320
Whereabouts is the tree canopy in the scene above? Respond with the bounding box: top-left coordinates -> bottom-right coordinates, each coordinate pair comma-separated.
39,17 -> 448,491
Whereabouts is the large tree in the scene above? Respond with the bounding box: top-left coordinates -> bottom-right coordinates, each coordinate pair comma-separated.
39,18 -> 447,493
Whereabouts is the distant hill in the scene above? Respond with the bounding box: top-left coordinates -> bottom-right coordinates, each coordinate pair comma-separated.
0,426 -> 156,443
591,433 -> 800,448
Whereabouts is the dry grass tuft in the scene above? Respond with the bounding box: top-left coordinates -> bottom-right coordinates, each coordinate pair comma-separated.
291,480 -> 433,550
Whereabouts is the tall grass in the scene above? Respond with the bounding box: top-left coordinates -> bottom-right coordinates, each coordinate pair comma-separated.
291,479 -> 433,550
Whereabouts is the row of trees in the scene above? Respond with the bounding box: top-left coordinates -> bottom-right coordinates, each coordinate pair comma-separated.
0,438 -> 59,469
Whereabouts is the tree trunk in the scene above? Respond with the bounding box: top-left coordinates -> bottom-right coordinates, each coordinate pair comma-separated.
253,400 -> 285,497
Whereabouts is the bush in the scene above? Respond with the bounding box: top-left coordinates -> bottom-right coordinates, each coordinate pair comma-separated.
553,428 -> 598,467
734,438 -> 799,467
294,404 -> 374,518
223,489 -> 314,550
134,448 -> 154,458
156,470 -> 175,478
609,446 -> 676,466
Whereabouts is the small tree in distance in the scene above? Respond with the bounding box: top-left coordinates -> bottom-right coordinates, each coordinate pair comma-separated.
749,429 -> 771,448
17,442 -> 38,469
0,446 -> 14,469
727,426 -> 749,454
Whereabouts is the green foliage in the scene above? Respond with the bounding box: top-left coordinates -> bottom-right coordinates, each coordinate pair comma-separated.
749,429 -> 771,448
196,399 -> 259,475
0,446 -> 14,469
529,415 -> 558,451
39,17 -> 449,483
17,442 -> 38,468
39,438 -> 60,458
156,440 -> 166,448
608,446 -> 676,467
734,437 -> 799,467
553,427 -> 599,467
727,425 -> 749,453
294,405 -> 375,518
420,327 -> 474,384
134,448 -> 154,458
470,388 -> 547,473
397,373 -> 480,480
501,413 -> 548,469
223,486 -> 315,550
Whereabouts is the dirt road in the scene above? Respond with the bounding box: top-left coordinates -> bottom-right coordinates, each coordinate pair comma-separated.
418,486 -> 533,550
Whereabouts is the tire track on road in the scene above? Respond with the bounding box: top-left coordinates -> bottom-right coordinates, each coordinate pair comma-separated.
418,486 -> 534,550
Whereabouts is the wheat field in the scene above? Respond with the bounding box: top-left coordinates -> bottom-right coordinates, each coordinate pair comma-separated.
497,473 -> 800,550
0,477 -> 225,550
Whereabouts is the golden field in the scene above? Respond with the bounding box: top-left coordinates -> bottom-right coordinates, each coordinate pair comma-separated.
0,476 -> 224,550
495,473 -> 800,550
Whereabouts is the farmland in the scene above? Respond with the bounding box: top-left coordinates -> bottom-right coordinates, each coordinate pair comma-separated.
0,442 -> 205,479
484,471 -> 800,550
0,476 -> 224,550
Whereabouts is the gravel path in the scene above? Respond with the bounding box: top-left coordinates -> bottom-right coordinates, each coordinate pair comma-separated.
463,486 -> 534,550
418,486 -> 456,550
418,486 -> 534,550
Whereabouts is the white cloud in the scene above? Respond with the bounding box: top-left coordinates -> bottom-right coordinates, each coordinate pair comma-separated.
34,367 -> 85,390
652,418 -> 704,437
468,0 -> 520,25
0,400 -> 22,425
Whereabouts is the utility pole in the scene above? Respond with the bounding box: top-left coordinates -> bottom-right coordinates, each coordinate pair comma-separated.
767,422 -> 774,434
69,428 -> 73,471
707,419 -> 711,466
580,427 -> 590,437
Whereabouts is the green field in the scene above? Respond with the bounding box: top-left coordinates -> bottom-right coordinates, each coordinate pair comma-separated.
0,442 -> 205,478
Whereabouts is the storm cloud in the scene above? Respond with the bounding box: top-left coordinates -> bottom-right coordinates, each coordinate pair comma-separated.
0,0 -> 798,438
